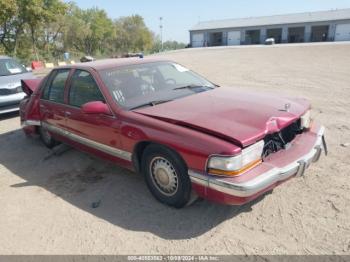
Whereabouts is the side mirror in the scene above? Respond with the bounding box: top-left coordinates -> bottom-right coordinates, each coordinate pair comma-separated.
81,101 -> 112,115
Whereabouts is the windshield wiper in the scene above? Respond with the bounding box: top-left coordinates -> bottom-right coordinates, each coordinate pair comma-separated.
173,84 -> 214,91
130,99 -> 173,110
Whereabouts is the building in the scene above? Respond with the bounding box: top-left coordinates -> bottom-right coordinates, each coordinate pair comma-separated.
190,9 -> 350,47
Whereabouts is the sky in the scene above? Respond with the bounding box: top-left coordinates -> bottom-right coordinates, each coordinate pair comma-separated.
71,0 -> 350,43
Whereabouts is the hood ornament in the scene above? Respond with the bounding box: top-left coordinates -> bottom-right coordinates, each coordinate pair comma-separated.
279,103 -> 291,112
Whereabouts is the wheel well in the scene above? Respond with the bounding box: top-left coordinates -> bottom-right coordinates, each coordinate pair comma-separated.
132,142 -> 151,173
132,142 -> 188,174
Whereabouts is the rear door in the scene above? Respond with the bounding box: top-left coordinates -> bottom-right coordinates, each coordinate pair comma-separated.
64,69 -> 128,161
40,69 -> 71,133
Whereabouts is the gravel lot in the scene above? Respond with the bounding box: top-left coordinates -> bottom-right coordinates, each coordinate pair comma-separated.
1,43 -> 349,255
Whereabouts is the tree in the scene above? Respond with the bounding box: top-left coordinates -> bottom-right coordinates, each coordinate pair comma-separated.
0,0 -> 20,54
151,36 -> 187,53
0,0 -> 68,61
19,0 -> 68,60
0,1 -> 166,63
114,15 -> 153,53
63,6 -> 115,55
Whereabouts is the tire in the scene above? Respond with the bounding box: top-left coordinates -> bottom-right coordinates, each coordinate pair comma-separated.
39,126 -> 58,149
141,144 -> 191,208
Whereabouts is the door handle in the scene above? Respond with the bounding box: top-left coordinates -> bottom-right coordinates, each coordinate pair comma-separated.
65,111 -> 72,117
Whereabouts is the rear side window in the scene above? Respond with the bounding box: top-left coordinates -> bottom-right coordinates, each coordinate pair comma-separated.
42,69 -> 70,103
68,70 -> 105,107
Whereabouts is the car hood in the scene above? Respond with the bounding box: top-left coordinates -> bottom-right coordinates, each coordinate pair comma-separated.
134,87 -> 310,147
0,72 -> 36,89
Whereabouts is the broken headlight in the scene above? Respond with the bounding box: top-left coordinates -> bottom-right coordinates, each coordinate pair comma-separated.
207,140 -> 264,177
301,110 -> 311,129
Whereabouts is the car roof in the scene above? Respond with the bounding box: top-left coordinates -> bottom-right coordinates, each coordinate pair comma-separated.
62,57 -> 172,71
0,56 -> 10,60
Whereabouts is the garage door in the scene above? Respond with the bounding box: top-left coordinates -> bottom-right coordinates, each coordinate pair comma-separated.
192,33 -> 204,47
335,24 -> 350,41
227,31 -> 241,45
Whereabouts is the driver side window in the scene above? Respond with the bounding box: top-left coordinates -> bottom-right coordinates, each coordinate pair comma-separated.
68,70 -> 105,107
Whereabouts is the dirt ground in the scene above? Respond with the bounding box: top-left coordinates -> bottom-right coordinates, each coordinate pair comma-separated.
1,43 -> 350,255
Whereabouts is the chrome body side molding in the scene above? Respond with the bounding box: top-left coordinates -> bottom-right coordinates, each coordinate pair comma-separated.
21,120 -> 41,127
42,122 -> 132,161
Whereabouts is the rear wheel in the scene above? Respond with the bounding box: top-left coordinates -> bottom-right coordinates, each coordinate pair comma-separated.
141,144 -> 191,208
39,126 -> 58,149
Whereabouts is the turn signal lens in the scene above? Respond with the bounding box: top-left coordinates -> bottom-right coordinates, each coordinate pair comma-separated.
208,159 -> 262,177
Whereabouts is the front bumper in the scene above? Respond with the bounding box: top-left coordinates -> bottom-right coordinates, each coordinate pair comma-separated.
189,125 -> 327,205
0,103 -> 21,114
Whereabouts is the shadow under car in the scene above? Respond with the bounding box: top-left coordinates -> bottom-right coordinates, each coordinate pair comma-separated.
0,128 -> 270,240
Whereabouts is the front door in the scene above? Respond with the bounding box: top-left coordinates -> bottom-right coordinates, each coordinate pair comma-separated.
64,69 -> 130,163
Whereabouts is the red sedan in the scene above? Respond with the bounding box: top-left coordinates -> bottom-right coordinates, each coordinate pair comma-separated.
20,58 -> 327,208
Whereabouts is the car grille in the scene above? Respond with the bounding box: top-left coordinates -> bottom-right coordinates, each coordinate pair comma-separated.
0,87 -> 21,96
263,120 -> 303,158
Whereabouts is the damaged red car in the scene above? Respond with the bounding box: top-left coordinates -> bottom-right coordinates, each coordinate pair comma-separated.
20,58 -> 327,208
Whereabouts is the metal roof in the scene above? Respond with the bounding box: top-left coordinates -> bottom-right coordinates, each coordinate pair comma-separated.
191,8 -> 350,31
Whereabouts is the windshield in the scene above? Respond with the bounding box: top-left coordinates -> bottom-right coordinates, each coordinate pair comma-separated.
0,59 -> 27,76
99,62 -> 215,110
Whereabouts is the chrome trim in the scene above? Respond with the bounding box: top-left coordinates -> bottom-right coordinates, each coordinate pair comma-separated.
0,107 -> 19,114
21,120 -> 41,127
42,122 -> 132,161
189,126 -> 326,198
189,171 -> 209,187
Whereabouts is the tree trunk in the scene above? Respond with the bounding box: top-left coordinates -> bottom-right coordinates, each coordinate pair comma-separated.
13,26 -> 22,57
31,25 -> 39,60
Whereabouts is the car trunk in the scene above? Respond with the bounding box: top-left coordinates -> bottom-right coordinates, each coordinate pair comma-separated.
21,78 -> 43,96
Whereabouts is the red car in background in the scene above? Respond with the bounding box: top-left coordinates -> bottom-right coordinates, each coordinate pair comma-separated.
20,58 -> 327,208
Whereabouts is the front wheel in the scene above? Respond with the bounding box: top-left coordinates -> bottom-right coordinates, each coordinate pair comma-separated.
141,145 -> 191,208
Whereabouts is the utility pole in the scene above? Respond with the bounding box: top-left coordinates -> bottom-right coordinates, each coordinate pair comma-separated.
159,17 -> 163,51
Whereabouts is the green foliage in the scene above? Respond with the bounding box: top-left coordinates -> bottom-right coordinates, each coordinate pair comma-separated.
0,0 -> 68,62
0,0 -> 186,64
0,0 -> 21,54
0,0 -> 17,25
151,37 -> 187,53
63,5 -> 115,55
114,15 -> 154,53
